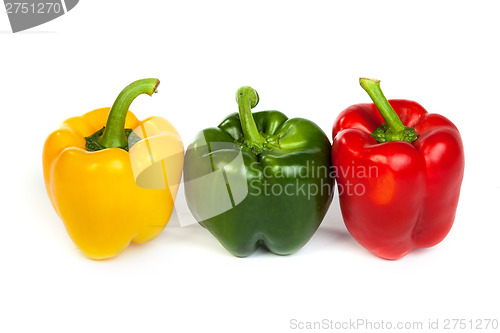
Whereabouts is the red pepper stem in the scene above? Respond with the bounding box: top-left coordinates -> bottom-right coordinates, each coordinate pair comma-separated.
359,78 -> 405,133
236,86 -> 267,148
98,79 -> 160,149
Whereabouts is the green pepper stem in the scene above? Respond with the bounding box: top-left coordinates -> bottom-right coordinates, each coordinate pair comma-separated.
98,79 -> 160,149
235,86 -> 267,148
359,78 -> 405,132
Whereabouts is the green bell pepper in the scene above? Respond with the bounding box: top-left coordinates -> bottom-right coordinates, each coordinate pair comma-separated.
184,86 -> 334,257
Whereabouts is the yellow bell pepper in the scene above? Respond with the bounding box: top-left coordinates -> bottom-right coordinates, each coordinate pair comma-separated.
43,79 -> 184,259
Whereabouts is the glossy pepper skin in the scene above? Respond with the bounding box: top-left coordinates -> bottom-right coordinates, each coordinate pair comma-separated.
332,78 -> 464,260
184,86 -> 334,257
43,79 -> 183,259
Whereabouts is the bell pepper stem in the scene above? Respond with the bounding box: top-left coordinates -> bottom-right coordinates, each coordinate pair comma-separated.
360,78 -> 417,143
98,78 -> 160,149
236,86 -> 267,148
359,78 -> 405,132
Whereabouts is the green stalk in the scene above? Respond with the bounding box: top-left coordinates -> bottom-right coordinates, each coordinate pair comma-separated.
235,86 -> 267,149
96,78 -> 159,150
359,78 -> 417,143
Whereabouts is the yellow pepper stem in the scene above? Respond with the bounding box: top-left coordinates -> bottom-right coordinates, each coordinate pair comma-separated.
97,79 -> 160,150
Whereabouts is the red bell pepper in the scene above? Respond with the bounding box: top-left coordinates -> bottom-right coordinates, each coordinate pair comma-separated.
332,78 -> 464,260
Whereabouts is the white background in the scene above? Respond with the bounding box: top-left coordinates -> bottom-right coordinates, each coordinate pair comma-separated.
1,1 -> 499,332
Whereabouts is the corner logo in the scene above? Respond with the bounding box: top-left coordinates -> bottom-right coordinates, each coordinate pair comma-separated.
4,0 -> 78,33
